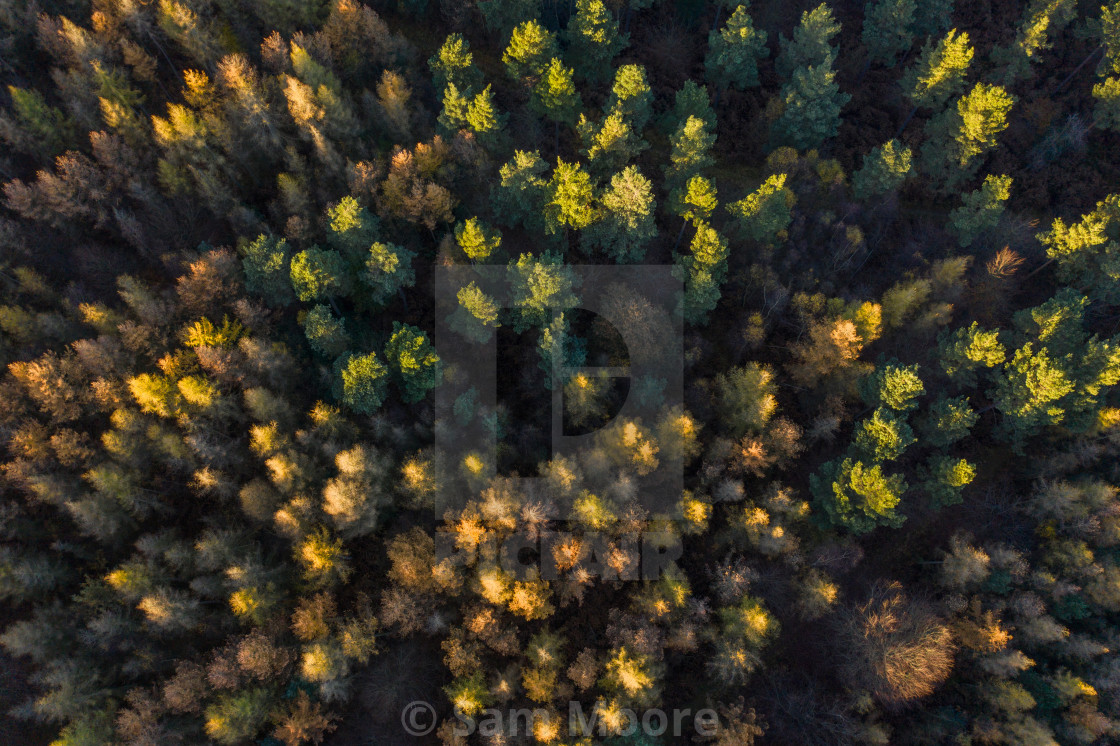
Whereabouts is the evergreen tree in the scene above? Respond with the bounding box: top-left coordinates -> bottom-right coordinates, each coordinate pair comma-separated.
455,217 -> 503,262
991,0 -> 1077,85
665,115 -> 716,188
437,81 -> 471,133
1035,194 -> 1120,304
384,322 -> 441,403
503,20 -> 559,87
241,234 -> 295,307
581,165 -> 656,262
333,351 -> 389,414
706,5 -> 769,93
327,195 -> 378,259
1094,76 -> 1120,130
607,65 -> 654,133
811,457 -> 908,534
862,0 -> 916,66
577,111 -> 647,174
921,83 -> 1014,184
492,149 -> 550,231
669,80 -> 717,133
543,158 -> 596,238
770,54 -> 851,150
939,321 -> 1007,387
924,455 -> 976,508
900,29 -> 974,111
775,3 -> 841,79
564,0 -> 627,83
361,242 -> 416,307
302,304 -> 350,358
852,407 -> 916,462
676,222 -> 729,325
908,0 -> 953,38
531,57 -> 583,150
727,173 -> 796,244
919,395 -> 978,448
670,175 -> 719,228
851,139 -> 912,200
508,251 -> 579,331
466,84 -> 507,146
478,0 -> 542,42
859,361 -> 925,412
949,174 -> 1012,247
290,247 -> 350,303
428,33 -> 482,93
448,282 -> 502,343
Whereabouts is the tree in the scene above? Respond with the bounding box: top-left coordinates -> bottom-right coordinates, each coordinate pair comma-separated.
909,0 -> 953,38
333,351 -> 389,414
669,80 -> 717,133
1094,76 -> 1120,130
465,85 -> 507,146
859,361 -> 925,411
241,234 -> 294,307
361,242 -> 415,307
775,3 -> 841,79
290,247 -> 349,303
811,457 -> 908,533
532,57 -> 583,150
448,282 -> 501,343
852,407 -> 916,462
384,323 -> 441,403
770,54 -> 851,150
429,33 -> 482,93
607,65 -> 653,133
508,251 -> 578,330
989,343 -> 1075,446
924,455 -> 976,507
950,174 -> 1012,247
919,395 -> 978,448
503,20 -> 559,87
862,0 -> 916,66
327,195 -> 378,258
1035,194 -> 1120,304
437,81 -> 471,133
706,5 -> 769,93
493,150 -> 550,231
543,159 -> 596,238
939,322 -> 1006,387
564,0 -> 627,83
478,0 -> 542,42
900,29 -> 973,111
577,111 -> 647,174
670,175 -> 719,230
665,115 -> 716,188
205,689 -> 274,745
302,304 -> 350,358
676,222 -> 729,325
1,86 -> 77,158
714,363 -> 778,438
455,217 -> 502,262
851,139 -> 912,200
581,165 -> 656,262
921,83 -> 1014,184
991,0 -> 1077,85
727,173 -> 796,244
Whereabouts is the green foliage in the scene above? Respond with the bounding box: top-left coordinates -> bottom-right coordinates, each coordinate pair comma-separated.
493,150 -> 550,231
564,0 -> 627,83
607,65 -> 654,133
384,323 -> 441,403
924,455 -> 976,508
327,196 -> 378,258
776,3 -> 842,79
532,58 -> 583,127
862,0 -> 917,65
714,362 -> 778,437
466,85 -> 507,145
908,0 -> 953,37
478,0 -> 541,42
448,282 -> 502,343
676,222 -> 729,325
508,251 -> 578,330
291,247 -> 349,303
204,688 -> 273,745
445,672 -> 493,717
242,234 -> 295,307
989,343 -> 1076,445
919,395 -> 978,448
1094,76 -> 1120,131
429,33 -> 482,93
922,83 -> 1014,183
1036,194 -> 1120,304
333,351 -> 389,414
543,159 -> 596,236
860,362 -> 925,412
582,165 -> 656,262
811,457 -> 908,534
670,80 -> 717,132
303,304 -> 350,358
991,0 -> 1077,85
706,5 -> 769,91
455,218 -> 502,262
361,242 -> 416,307
727,173 -> 796,244
852,407 -> 916,462
669,175 -> 718,226
949,174 -> 1012,247
3,86 -> 76,157
852,139 -> 912,200
900,29 -> 973,110
577,111 -> 647,174
770,54 -> 851,150
503,20 -> 559,85
665,115 -> 716,188
940,322 -> 1006,387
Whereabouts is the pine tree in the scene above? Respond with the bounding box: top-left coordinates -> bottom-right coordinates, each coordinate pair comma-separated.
851,139 -> 912,200
508,251 -> 578,330
564,0 -> 627,83
333,351 -> 389,414
862,0 -> 916,66
939,322 -> 1007,387
503,20 -> 559,87
770,54 -> 851,150
1094,76 -> 1120,130
669,80 -> 717,133
302,304 -> 350,358
1035,194 -> 1120,304
437,81 -> 471,133
241,234 -> 295,307
909,0 -> 954,38
775,3 -> 841,80
384,322 -> 441,403
1,86 -> 77,158
949,174 -> 1012,247
676,222 -> 729,325
900,29 -> 973,111
493,149 -> 550,231
921,83 -> 1013,185
727,173 -> 796,244
924,455 -> 975,508
543,158 -> 596,238
290,247 -> 350,303
532,57 -> 583,150
919,395 -> 978,448
852,407 -> 916,462
466,84 -> 507,146
810,457 -> 908,534
670,175 -> 719,227
448,282 -> 502,343
577,111 -> 647,174
455,217 -> 503,262
327,195 -> 379,259
361,241 -> 416,307
706,5 -> 769,93
478,0 -> 542,43
428,33 -> 482,93
991,0 -> 1077,86
665,115 -> 716,189
859,361 -> 925,411
607,65 -> 654,133
581,165 -> 656,262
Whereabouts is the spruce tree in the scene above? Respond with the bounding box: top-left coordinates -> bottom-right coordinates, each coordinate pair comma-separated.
302,304 -> 350,358
543,159 -> 596,238
775,3 -> 841,80
503,20 -> 559,87
665,115 -> 716,189
607,65 -> 654,133
428,34 -> 482,97
770,54 -> 851,150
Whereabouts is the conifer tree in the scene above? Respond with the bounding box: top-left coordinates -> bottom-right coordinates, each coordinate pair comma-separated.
991,0 -> 1077,85
607,65 -> 654,133
669,80 -> 717,133
455,218 -> 503,262
908,0 -> 953,38
429,33 -> 483,93
921,83 -> 1013,185
333,351 -> 389,414
290,247 -> 350,303
493,149 -> 550,231
1035,194 -> 1120,304
727,173 -> 796,244
706,5 -> 769,94
466,84 -> 507,146
508,251 -> 578,331
361,242 -> 416,307
564,0 -> 627,83
950,174 -> 1012,247
577,111 -> 647,174
939,321 -> 1007,387
241,234 -> 295,307
543,158 -> 596,238
478,0 -> 542,43
851,139 -> 912,200
581,165 -> 656,262
302,305 -> 350,358
770,54 -> 851,150
811,457 -> 908,534
531,58 -> 583,151
670,175 -> 719,229
437,81 -> 471,133
665,115 -> 716,189
384,322 -> 441,403
775,3 -> 841,80
448,282 -> 502,343
676,222 -> 729,325
900,29 -> 973,112
862,0 -> 916,66
503,20 -> 559,87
